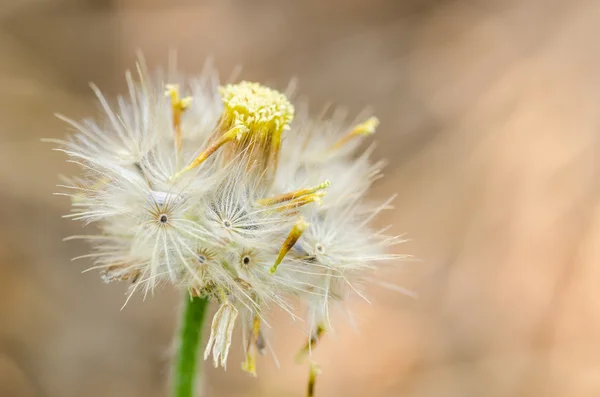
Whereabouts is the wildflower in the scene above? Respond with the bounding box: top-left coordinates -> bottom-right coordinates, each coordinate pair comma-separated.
51,59 -> 406,376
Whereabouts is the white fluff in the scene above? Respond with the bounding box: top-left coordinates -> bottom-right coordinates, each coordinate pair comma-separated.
51,61 -> 406,373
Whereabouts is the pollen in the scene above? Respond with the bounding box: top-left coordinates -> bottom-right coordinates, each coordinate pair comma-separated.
219,81 -> 294,138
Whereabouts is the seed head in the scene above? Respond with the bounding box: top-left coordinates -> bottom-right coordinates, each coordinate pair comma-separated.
50,59 -> 407,374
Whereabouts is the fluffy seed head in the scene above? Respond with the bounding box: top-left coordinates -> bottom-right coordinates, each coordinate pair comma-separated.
50,59 -> 406,374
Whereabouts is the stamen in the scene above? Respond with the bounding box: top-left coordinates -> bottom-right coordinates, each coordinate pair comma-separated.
330,116 -> 379,151
257,181 -> 330,206
296,324 -> 326,363
241,315 -> 261,376
165,84 -> 193,151
172,125 -> 248,180
306,362 -> 321,397
270,217 -> 309,274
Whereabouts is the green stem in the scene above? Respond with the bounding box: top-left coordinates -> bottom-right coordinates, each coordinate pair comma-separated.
173,295 -> 209,397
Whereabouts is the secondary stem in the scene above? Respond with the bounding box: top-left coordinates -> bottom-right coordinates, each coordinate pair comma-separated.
173,294 -> 209,397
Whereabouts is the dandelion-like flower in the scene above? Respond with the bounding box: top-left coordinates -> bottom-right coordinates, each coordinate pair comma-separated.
50,60 -> 405,378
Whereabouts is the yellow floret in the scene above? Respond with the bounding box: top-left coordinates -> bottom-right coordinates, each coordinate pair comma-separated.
219,81 -> 294,139
174,81 -> 294,181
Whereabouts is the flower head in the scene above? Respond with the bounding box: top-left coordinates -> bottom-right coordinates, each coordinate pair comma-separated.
219,81 -> 294,138
51,60 -> 406,374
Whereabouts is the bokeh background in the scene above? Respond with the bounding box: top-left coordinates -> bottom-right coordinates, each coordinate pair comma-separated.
2,0 -> 600,396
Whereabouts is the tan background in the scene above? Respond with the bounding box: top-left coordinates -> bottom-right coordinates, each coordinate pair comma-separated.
2,0 -> 600,396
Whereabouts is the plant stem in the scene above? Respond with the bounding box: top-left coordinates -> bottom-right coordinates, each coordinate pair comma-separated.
173,294 -> 209,397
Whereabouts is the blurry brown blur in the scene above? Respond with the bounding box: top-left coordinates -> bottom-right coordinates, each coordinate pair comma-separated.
2,0 -> 600,396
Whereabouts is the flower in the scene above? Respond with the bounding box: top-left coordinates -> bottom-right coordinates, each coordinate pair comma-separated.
51,59 -> 405,374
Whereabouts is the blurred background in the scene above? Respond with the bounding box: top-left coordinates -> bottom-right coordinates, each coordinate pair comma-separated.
2,0 -> 600,396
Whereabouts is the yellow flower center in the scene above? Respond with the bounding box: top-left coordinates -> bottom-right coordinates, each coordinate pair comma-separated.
219,81 -> 294,138
174,82 -> 294,183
